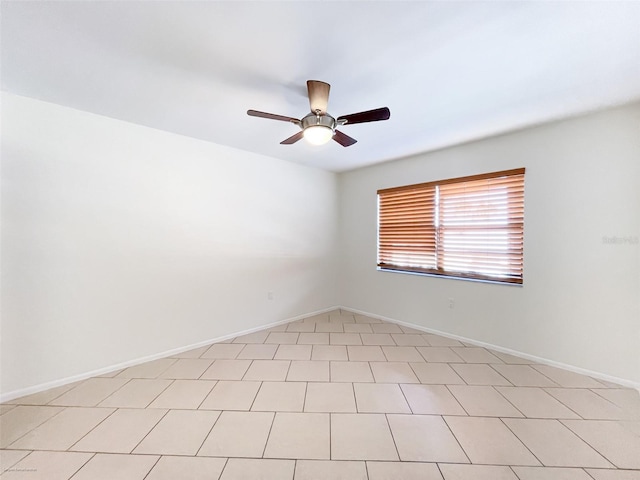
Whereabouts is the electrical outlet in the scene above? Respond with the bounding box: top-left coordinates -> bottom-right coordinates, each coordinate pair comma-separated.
448,298 -> 455,309
267,291 -> 274,301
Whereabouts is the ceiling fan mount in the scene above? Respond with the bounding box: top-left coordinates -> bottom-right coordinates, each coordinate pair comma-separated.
247,80 -> 390,147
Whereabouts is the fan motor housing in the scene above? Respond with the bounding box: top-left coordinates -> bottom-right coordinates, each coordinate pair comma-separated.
301,113 -> 336,131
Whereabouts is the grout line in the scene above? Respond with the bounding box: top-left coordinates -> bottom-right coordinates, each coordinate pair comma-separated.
194,409 -> 223,457
260,411 -> 277,459
440,415 -> 472,465
383,413 -> 402,461
140,452 -> 162,480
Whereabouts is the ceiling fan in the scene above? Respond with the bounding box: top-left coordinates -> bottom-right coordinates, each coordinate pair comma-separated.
247,80 -> 390,147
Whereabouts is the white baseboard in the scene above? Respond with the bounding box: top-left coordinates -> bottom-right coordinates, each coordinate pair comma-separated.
3,304 -> 637,402
0,305 -> 340,403
341,306 -> 640,391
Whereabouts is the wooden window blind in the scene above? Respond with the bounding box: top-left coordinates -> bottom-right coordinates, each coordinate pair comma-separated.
377,168 -> 525,284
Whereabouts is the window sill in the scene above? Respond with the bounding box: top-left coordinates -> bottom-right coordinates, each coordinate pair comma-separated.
377,267 -> 523,286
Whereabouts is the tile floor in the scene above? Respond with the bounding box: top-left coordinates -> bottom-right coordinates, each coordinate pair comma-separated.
1,309 -> 639,479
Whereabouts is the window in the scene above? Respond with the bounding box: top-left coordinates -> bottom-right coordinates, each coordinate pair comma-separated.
377,168 -> 525,284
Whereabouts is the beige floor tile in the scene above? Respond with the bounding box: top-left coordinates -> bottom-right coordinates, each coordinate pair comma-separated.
381,346 -> 424,362
586,469 -> 640,480
451,364 -> 511,386
70,453 -> 159,480
343,323 -> 373,333
304,383 -> 356,413
170,346 -> 209,359
367,461 -> 443,480
116,359 -> 176,379
370,362 -> 419,383
145,456 -> 227,480
592,389 -> 640,419
199,380 -> 261,410
48,378 -> 129,406
312,345 -> 347,361
98,379 -> 172,408
371,323 -> 403,334
492,365 -> 559,387
0,450 -> 30,473
416,347 -> 464,363
400,384 -> 466,415
355,315 -> 383,324
237,344 -> 279,360
9,407 -> 114,450
562,419 -> 640,469
7,382 -> 80,406
330,361 -> 374,383
71,408 -> 166,453
295,460 -> 367,479
265,332 -> 299,344
315,323 -> 344,333
451,347 -> 503,363
275,345 -> 312,360
400,325 -> 425,334
331,413 -> 398,460
444,416 -> 540,465
157,359 -> 213,379
423,334 -> 464,347
264,412 -> 330,459
410,362 -> 466,384
388,414 -> 468,462
286,321 -> 316,332
0,451 -> 93,480
243,360 -> 290,381
252,382 -> 306,412
287,360 -> 329,382
532,366 -> 606,388
267,323 -> 290,332
619,420 -> 640,436
220,458 -> 294,480
439,464 -> 518,480
347,346 -> 386,361
201,359 -> 252,380
546,388 -> 627,420
147,379 -> 216,409
232,331 -> 269,344
198,411 -> 274,457
496,387 -> 581,419
504,418 -> 612,468
329,333 -> 362,345
297,333 -> 330,345
0,405 -> 64,448
0,404 -> 17,415
330,313 -> 355,323
391,334 -> 428,346
201,343 -> 244,359
512,466 -> 594,479
493,351 -> 536,364
354,383 -> 411,413
448,385 -> 523,417
361,333 -> 396,346
133,409 -> 220,455
304,313 -> 330,323
98,369 -> 125,378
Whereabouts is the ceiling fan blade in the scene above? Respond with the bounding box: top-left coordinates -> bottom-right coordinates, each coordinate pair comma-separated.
307,80 -> 330,114
280,131 -> 304,145
333,130 -> 357,147
337,107 -> 390,125
247,110 -> 300,124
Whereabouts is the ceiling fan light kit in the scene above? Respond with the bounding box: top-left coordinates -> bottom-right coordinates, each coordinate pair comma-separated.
247,80 -> 390,147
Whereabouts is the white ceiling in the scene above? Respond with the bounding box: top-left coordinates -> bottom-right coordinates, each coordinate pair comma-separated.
2,1 -> 640,172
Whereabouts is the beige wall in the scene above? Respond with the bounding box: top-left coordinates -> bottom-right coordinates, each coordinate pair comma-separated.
1,93 -> 339,397
338,102 -> 640,385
